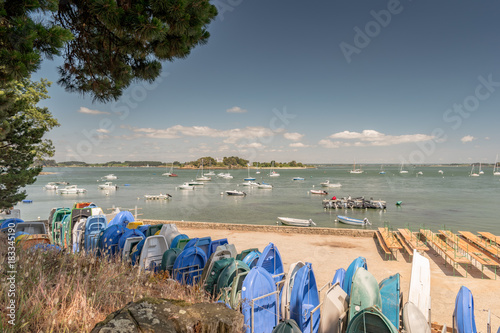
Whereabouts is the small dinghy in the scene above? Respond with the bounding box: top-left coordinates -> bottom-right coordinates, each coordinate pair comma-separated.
225,190 -> 246,196
402,301 -> 431,333
310,190 -> 328,195
336,215 -> 371,226
320,282 -> 348,333
278,217 -> 316,227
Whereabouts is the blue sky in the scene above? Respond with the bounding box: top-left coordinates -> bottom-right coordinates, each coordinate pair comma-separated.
34,1 -> 500,164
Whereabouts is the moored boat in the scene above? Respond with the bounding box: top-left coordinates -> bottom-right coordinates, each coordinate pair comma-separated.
225,190 -> 246,196
277,217 -> 316,227
258,183 -> 273,189
320,180 -> 342,188
337,215 -> 371,226
310,190 -> 328,195
144,193 -> 171,200
292,177 -> 304,181
44,182 -> 58,190
177,182 -> 194,190
103,174 -> 117,180
98,182 -> 118,190
58,185 -> 86,194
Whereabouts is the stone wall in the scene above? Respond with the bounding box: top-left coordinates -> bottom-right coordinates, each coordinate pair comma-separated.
142,219 -> 375,237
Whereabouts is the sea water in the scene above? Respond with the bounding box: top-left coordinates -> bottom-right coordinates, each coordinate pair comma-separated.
14,166 -> 500,233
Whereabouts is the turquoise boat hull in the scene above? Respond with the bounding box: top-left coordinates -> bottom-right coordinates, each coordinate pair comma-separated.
379,273 -> 401,329
346,306 -> 398,333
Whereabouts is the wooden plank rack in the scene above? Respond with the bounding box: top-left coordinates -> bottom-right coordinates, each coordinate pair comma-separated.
441,231 -> 500,279
459,231 -> 500,259
376,227 -> 401,260
420,229 -> 470,277
478,232 -> 500,246
398,228 -> 429,252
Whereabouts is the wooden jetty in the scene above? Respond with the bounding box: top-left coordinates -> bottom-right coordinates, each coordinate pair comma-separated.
420,229 -> 470,276
439,230 -> 499,279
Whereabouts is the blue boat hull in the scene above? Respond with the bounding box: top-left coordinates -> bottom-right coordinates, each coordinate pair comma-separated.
454,286 -> 477,333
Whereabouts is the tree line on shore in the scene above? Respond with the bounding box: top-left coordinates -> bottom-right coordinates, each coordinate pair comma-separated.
40,156 -> 308,168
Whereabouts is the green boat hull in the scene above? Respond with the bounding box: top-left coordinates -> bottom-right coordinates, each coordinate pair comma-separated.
349,268 -> 382,321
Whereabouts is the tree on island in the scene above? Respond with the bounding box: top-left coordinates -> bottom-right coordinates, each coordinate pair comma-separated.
0,0 -> 218,210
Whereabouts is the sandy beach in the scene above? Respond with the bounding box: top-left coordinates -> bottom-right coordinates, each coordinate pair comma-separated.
151,221 -> 500,331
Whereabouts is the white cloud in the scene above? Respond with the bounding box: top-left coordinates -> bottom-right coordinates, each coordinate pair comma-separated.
226,106 -> 247,113
237,142 -> 264,149
318,139 -> 346,149
128,125 -> 275,144
96,128 -> 109,133
326,130 -> 434,147
289,142 -> 309,148
461,135 -> 476,143
283,132 -> 304,141
78,107 -> 110,115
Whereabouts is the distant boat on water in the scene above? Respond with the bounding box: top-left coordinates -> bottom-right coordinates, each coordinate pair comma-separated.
494,155 -> 500,175
350,161 -> 363,174
379,165 -> 386,175
399,162 -> 408,174
277,217 -> 316,227
469,164 -> 479,177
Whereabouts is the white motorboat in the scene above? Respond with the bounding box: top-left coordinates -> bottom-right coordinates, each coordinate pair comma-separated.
320,180 -> 342,188
103,174 -> 118,180
258,183 -> 273,189
58,185 -> 86,194
187,180 -> 204,186
438,170 -> 444,174
277,217 -> 316,227
178,183 -> 194,190
44,182 -> 58,190
225,190 -> 246,196
98,182 -> 118,190
241,181 -> 260,187
292,177 -> 305,181
144,193 -> 172,200
310,190 -> 328,195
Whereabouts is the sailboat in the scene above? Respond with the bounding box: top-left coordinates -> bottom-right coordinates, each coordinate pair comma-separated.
350,161 -> 363,174
479,162 -> 484,175
269,161 -> 280,177
399,162 -> 408,174
204,161 -> 215,176
379,165 -> 386,174
494,155 -> 500,175
244,164 -> 256,181
255,162 -> 261,174
470,164 -> 480,177
162,163 -> 177,177
196,159 -> 211,181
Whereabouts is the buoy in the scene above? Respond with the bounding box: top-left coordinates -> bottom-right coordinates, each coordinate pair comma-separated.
396,201 -> 402,206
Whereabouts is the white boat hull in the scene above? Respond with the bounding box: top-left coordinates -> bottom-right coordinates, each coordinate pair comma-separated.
408,250 -> 431,322
278,217 -> 315,227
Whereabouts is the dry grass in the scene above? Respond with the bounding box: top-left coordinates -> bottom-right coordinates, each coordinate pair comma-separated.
0,233 -> 212,332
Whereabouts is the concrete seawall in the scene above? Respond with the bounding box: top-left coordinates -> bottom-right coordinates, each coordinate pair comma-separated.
142,219 -> 375,237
